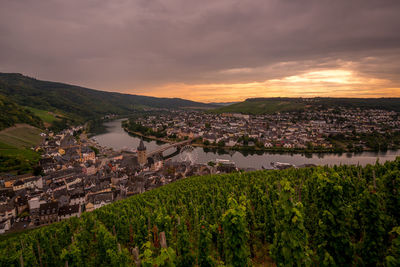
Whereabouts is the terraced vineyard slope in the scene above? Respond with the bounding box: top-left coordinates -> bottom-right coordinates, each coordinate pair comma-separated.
1,160 -> 400,266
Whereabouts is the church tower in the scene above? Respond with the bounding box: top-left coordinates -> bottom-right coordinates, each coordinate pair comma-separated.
137,138 -> 147,165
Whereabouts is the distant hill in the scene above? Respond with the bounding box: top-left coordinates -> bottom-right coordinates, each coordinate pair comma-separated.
212,98 -> 306,114
208,101 -> 240,106
309,97 -> 400,112
0,94 -> 43,130
0,73 -> 214,122
212,97 -> 400,114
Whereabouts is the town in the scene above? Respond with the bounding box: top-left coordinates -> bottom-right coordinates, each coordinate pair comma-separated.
0,125 -> 238,234
1,106 -> 399,234
127,107 -> 400,152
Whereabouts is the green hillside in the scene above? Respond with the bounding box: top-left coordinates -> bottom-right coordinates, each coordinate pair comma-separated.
25,107 -> 60,124
0,73 -> 214,123
212,98 -> 306,114
0,125 -> 42,173
212,97 -> 400,115
0,94 -> 43,131
1,160 -> 400,266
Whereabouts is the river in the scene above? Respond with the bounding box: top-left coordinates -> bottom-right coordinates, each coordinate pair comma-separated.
92,119 -> 400,169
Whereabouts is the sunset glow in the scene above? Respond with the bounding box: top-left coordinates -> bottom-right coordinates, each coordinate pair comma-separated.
143,68 -> 399,102
1,0 -> 400,102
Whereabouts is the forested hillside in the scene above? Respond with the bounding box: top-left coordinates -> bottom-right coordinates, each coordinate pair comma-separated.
1,159 -> 400,266
213,97 -> 400,114
0,73 -> 213,122
0,94 -> 43,131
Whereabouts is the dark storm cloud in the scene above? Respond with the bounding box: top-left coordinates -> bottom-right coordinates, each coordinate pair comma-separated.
0,0 -> 399,97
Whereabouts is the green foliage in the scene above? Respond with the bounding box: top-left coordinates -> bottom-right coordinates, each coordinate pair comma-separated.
198,219 -> 213,267
0,73 -> 213,123
25,106 -> 59,124
141,241 -> 176,267
0,94 -> 43,130
312,172 -> 354,265
212,97 -> 400,115
212,98 -> 305,115
2,159 -> 400,265
356,187 -> 390,265
176,220 -> 195,267
0,125 -> 42,173
270,180 -> 312,266
125,119 -> 167,138
222,196 -> 250,266
386,227 -> 400,267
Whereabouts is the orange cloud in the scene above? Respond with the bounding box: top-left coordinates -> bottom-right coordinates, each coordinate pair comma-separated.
140,68 -> 400,102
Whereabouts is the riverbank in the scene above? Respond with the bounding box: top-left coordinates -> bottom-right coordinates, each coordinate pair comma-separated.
93,119 -> 400,169
122,126 -> 384,155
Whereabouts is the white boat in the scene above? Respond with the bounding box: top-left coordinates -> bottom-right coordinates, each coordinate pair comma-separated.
216,159 -> 235,166
270,162 -> 295,170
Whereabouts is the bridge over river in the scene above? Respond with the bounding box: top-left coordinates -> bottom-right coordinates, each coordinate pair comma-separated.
147,139 -> 193,158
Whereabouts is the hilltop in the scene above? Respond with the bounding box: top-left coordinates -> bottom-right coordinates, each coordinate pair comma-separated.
212,97 -> 400,114
211,98 -> 305,114
0,73 -> 214,123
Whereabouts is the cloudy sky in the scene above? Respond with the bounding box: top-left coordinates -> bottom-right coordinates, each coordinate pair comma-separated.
1,0 -> 400,102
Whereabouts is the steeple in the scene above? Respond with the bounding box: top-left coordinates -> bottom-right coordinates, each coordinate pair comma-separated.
137,138 -> 147,166
137,138 -> 146,151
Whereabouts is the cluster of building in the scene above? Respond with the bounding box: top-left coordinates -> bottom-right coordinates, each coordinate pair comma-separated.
0,126 -> 237,234
2,107 -> 397,233
134,108 -> 400,150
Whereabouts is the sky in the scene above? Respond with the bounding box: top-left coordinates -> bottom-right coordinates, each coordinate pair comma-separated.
1,0 -> 400,103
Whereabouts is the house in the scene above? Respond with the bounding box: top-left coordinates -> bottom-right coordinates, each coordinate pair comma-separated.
39,202 -> 59,225
58,194 -> 70,207
0,204 -> 16,221
0,219 -> 11,234
264,142 -> 273,148
28,197 -> 41,212
225,139 -> 237,147
81,147 -> 96,163
24,176 -> 43,189
283,143 -> 293,149
70,192 -> 85,206
15,196 -> 28,215
92,192 -> 113,210
12,180 -> 25,191
85,202 -> 94,212
58,204 -> 80,220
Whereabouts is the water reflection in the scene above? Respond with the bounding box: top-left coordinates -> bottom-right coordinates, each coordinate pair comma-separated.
93,119 -> 399,169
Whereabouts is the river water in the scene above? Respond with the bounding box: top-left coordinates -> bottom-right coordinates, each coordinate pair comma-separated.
92,119 -> 400,169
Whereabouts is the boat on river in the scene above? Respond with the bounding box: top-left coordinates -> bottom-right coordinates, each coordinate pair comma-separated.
270,161 -> 296,170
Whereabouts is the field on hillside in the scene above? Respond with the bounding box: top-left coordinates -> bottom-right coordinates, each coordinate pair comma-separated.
212,99 -> 306,114
0,124 -> 42,148
25,107 -> 59,124
1,159 -> 400,266
0,124 -> 42,173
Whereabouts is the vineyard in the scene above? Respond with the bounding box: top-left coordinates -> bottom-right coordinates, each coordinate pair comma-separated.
1,159 -> 400,266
